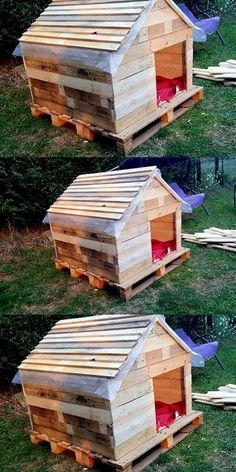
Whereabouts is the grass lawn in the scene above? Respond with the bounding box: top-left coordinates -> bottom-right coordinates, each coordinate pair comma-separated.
0,14 -> 236,158
0,185 -> 235,316
0,336 -> 235,472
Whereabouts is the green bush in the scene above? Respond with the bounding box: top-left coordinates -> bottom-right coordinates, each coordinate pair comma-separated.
0,156 -> 118,227
0,314 -> 67,384
0,0 -> 49,56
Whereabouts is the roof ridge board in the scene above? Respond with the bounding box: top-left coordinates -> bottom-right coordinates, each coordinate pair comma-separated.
55,314 -> 153,324
62,188 -> 140,192
73,176 -> 149,183
48,1 -> 149,9
78,166 -> 157,178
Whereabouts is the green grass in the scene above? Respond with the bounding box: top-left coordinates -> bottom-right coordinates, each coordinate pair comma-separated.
0,186 -> 235,316
0,336 -> 235,472
0,14 -> 236,157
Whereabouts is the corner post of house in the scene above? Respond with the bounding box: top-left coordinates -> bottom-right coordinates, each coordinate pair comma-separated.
175,206 -> 182,250
185,32 -> 193,91
184,357 -> 192,415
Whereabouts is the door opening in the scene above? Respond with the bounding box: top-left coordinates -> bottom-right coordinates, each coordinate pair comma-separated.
154,42 -> 186,105
153,367 -> 186,430
150,212 -> 176,262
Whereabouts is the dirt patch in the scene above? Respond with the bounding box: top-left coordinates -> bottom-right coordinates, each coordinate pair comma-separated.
50,129 -> 81,151
51,459 -> 84,472
0,226 -> 51,263
0,273 -> 14,282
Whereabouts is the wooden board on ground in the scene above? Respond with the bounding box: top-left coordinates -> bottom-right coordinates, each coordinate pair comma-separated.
193,59 -> 236,86
192,384 -> 236,411
182,227 -> 236,253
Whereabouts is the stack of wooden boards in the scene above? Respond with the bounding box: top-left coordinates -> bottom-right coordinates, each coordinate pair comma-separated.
193,59 -> 236,86
192,384 -> 236,411
182,227 -> 236,253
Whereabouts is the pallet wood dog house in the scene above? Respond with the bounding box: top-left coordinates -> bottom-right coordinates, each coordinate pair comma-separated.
48,166 -> 190,300
19,314 -> 203,471
20,0 -> 203,153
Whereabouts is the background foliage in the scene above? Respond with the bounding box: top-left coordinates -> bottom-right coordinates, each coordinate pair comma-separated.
181,0 -> 235,15
0,0 -> 49,55
0,156 -> 119,226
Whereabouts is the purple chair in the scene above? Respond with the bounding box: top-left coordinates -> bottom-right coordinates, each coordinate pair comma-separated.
178,3 -> 225,44
169,182 -> 209,215
175,328 -> 224,368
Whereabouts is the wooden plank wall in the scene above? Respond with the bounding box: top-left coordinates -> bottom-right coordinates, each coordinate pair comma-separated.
23,384 -> 117,458
51,224 -> 120,281
112,0 -> 192,133
111,321 -> 189,459
116,178 -> 180,284
24,57 -> 116,132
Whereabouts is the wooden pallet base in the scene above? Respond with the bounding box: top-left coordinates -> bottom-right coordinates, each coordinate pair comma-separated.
55,260 -> 106,289
30,411 -> 203,471
112,248 -> 190,301
55,248 -> 189,300
30,86 -> 203,154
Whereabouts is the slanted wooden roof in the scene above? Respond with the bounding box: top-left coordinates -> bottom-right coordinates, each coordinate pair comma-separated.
48,166 -> 180,221
48,166 -> 157,220
19,314 -> 190,379
19,314 -> 154,378
20,0 -> 150,52
19,0 -> 191,53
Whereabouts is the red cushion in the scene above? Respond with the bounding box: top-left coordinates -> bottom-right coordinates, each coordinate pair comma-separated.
152,239 -> 176,261
155,401 -> 185,429
156,75 -> 186,104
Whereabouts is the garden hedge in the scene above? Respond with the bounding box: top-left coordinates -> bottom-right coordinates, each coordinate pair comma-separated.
0,1 -> 49,56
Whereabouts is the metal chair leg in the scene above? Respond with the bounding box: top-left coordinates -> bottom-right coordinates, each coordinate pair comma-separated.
201,204 -> 210,216
216,29 -> 226,45
215,354 -> 224,369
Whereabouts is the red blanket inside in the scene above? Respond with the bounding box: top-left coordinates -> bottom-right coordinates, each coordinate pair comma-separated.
151,239 -> 176,261
156,75 -> 186,104
155,401 -> 185,429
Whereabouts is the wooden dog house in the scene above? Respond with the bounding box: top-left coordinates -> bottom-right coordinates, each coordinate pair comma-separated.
19,314 -> 203,471
20,0 -> 203,153
48,166 -> 190,300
